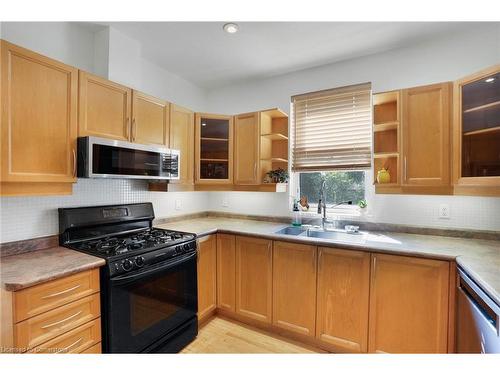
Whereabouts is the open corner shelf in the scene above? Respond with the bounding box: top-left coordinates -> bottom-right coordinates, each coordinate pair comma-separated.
374,122 -> 399,132
374,152 -> 399,159
261,133 -> 288,141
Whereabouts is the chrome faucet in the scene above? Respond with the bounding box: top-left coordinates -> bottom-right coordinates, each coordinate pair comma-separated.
317,178 -> 353,230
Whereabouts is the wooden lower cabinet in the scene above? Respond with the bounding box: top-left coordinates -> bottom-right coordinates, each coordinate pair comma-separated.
28,318 -> 101,353
216,234 -> 236,312
197,235 -> 217,322
272,241 -> 317,337
316,247 -> 370,353
235,236 -> 273,324
1,268 -> 101,354
368,253 -> 450,353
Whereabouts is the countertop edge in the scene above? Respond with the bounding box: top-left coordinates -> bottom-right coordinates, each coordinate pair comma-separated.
2,258 -> 105,292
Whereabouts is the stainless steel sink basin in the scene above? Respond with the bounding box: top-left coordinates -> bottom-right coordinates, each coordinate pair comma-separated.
274,226 -> 367,244
275,226 -> 306,236
305,229 -> 366,243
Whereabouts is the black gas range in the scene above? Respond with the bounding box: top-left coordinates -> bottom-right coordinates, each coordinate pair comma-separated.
59,203 -> 198,353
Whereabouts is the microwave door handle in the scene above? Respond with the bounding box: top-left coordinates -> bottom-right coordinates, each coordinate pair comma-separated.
111,252 -> 197,285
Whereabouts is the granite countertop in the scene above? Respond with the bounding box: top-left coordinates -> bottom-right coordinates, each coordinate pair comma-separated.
0,246 -> 105,292
157,216 -> 500,306
1,216 -> 498,306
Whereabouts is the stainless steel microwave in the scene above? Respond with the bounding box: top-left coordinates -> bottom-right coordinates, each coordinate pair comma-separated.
77,136 -> 179,180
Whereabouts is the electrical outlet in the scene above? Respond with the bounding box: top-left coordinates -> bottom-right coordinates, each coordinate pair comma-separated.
175,199 -> 182,211
439,204 -> 450,219
222,198 -> 229,207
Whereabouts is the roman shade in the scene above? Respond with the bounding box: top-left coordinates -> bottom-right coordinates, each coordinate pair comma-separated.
291,83 -> 372,171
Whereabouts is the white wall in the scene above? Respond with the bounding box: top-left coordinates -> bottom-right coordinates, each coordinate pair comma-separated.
205,23 -> 500,231
206,23 -> 500,114
0,22 -> 499,242
0,22 -> 96,72
0,180 -> 209,243
0,22 -> 210,243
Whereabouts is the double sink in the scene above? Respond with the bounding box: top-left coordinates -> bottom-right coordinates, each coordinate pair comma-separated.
275,226 -> 367,244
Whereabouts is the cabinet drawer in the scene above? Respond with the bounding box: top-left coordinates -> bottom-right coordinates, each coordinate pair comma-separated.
81,342 -> 101,354
14,269 -> 99,322
15,293 -> 100,350
27,318 -> 101,354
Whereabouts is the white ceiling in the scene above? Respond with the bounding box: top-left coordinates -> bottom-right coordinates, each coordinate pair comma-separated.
98,22 -> 480,89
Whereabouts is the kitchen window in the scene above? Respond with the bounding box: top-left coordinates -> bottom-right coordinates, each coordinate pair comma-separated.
291,83 -> 372,210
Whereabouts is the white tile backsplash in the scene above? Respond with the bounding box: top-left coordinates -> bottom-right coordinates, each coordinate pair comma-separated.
0,179 -> 209,243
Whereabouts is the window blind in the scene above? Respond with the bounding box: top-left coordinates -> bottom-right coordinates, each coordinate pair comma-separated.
291,83 -> 372,171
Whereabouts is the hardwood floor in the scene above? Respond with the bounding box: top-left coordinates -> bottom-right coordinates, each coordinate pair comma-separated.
181,317 -> 325,353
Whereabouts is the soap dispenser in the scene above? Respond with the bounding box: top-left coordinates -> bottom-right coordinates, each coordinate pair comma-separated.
292,200 -> 302,227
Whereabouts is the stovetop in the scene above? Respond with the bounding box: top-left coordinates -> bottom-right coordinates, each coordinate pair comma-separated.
68,227 -> 196,259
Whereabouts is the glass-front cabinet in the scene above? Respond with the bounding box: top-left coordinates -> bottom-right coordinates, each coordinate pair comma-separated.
454,65 -> 500,193
195,113 -> 233,184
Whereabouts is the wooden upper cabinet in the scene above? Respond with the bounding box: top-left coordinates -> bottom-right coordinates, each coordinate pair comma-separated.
132,91 -> 170,146
1,40 -> 78,187
368,253 -> 450,353
216,234 -> 236,313
235,236 -> 272,324
272,241 -> 317,337
78,71 -> 132,141
170,104 -> 195,185
234,112 -> 260,185
453,65 -> 500,196
195,113 -> 233,184
316,247 -> 370,353
197,235 -> 217,322
402,82 -> 451,187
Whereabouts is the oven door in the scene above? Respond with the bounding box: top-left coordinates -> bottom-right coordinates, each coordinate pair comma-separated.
105,252 -> 198,353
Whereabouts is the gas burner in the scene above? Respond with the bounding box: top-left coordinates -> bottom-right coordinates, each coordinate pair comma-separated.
70,227 -> 194,258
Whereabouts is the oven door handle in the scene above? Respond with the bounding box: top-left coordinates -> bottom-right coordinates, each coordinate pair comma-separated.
111,252 -> 197,285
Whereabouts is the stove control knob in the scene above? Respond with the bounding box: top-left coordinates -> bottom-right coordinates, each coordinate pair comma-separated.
184,244 -> 190,251
122,259 -> 133,271
135,256 -> 145,268
175,245 -> 182,254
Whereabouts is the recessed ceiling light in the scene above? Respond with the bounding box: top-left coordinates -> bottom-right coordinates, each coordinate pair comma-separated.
485,77 -> 495,83
223,23 -> 239,34
201,123 -> 206,127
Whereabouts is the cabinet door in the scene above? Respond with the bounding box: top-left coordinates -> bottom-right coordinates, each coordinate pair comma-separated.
195,113 -> 233,184
453,65 -> 500,195
234,112 -> 260,185
197,235 -> 217,322
316,247 -> 370,353
170,104 -> 195,185
216,234 -> 236,312
131,91 -> 169,146
79,71 -> 132,141
235,236 -> 272,323
368,253 -> 450,353
1,41 -> 78,184
402,83 -> 451,187
273,241 -> 316,337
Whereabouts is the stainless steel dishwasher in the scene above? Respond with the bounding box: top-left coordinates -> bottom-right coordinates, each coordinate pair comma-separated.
456,267 -> 500,353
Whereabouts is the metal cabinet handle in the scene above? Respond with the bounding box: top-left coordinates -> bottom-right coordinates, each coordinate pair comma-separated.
318,250 -> 323,272
254,162 -> 257,180
125,117 -> 130,140
41,311 -> 82,329
404,156 -> 407,182
372,256 -> 377,281
132,118 -> 137,141
41,284 -> 81,299
72,149 -> 77,177
56,337 -> 83,353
